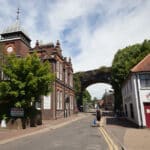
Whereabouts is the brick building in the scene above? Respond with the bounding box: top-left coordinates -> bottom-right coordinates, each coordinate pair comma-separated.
0,21 -> 75,120
103,90 -> 114,111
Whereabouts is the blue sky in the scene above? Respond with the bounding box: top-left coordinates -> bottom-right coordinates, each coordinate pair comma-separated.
1,0 -> 150,98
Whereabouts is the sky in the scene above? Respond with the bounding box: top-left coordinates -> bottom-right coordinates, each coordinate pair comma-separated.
0,0 -> 150,99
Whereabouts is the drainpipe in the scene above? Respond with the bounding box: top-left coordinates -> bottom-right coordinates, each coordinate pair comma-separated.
135,74 -> 143,127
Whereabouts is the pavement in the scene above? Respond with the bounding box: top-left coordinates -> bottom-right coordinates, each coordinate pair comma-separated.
1,111 -> 150,150
101,111 -> 150,150
0,113 -> 86,144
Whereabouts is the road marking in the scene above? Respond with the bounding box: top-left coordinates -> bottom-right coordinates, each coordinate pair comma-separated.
99,126 -> 118,150
99,127 -> 113,150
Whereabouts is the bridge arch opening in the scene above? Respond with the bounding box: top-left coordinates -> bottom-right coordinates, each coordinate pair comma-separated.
86,83 -> 112,100
81,83 -> 114,112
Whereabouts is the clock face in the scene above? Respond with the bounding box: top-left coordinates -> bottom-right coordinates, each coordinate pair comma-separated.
7,46 -> 13,53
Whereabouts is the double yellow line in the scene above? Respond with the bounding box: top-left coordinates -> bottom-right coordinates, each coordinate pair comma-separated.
99,126 -> 118,150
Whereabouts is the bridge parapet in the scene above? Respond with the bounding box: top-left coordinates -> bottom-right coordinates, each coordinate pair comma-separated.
79,67 -> 111,90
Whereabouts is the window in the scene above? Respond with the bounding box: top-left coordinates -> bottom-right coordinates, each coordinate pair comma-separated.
69,73 -> 73,87
43,95 -> 51,109
70,95 -> 74,110
139,73 -> 150,88
57,91 -> 60,109
0,69 -> 10,81
125,104 -> 128,117
57,91 -> 63,110
35,102 -> 41,110
130,103 -> 134,119
56,61 -> 59,79
65,70 -> 68,84
59,63 -> 63,80
60,91 -> 63,109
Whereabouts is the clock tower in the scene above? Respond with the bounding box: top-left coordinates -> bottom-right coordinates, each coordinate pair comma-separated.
0,8 -> 31,56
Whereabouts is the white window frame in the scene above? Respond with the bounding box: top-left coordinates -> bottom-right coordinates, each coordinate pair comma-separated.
59,63 -> 63,80
70,95 -> 73,110
60,91 -> 63,109
57,91 -> 60,109
56,61 -> 59,79
139,73 -> 150,89
57,91 -> 63,110
69,73 -> 73,87
65,70 -> 68,84
43,94 -> 51,109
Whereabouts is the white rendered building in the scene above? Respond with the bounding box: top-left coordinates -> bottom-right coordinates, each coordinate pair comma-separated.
122,54 -> 150,127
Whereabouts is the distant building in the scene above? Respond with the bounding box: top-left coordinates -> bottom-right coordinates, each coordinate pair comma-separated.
122,54 -> 150,127
0,19 -> 75,120
95,99 -> 104,109
103,91 -> 114,110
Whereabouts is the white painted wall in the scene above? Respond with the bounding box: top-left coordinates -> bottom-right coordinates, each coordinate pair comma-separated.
122,73 -> 150,127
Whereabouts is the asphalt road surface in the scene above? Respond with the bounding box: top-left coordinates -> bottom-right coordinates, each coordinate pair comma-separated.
0,114 -> 108,150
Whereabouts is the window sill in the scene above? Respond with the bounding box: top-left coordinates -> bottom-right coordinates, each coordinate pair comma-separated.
140,87 -> 150,90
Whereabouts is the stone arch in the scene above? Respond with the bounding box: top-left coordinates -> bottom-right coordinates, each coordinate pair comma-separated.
74,66 -> 112,111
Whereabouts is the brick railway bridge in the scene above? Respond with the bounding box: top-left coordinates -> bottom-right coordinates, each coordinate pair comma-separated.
74,66 -> 112,110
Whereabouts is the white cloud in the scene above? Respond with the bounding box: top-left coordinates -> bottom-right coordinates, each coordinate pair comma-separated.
71,0 -> 150,72
87,83 -> 112,99
1,0 -> 150,98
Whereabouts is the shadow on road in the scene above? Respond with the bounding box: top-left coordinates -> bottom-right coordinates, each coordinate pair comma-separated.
106,117 -> 138,128
103,111 -> 138,128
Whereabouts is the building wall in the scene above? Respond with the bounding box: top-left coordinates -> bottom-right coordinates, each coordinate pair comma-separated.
122,73 -> 150,127
1,38 -> 30,56
0,30 -> 75,121
122,75 -> 141,126
136,73 -> 150,127
104,93 -> 114,110
41,94 -> 53,120
36,44 -> 75,120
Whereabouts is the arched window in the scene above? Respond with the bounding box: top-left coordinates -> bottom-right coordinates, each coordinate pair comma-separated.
56,61 -> 59,79
57,90 -> 63,110
59,63 -> 63,80
60,91 -> 63,109
70,95 -> 73,110
65,70 -> 68,84
57,90 -> 60,109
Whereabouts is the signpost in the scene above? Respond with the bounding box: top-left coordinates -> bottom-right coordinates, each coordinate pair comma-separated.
10,108 -> 24,117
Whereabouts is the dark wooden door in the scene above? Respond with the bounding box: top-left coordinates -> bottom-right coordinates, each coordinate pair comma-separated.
144,103 -> 150,128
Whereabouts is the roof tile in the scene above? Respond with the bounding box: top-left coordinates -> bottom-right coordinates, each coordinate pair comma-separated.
131,54 -> 150,72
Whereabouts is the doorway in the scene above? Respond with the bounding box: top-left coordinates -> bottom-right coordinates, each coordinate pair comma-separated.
144,103 -> 150,128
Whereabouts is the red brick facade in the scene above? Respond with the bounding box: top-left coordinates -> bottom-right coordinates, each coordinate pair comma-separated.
0,24 -> 75,120
31,40 -> 75,120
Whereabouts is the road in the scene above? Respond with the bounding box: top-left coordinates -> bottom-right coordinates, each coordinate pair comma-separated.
0,114 -> 108,150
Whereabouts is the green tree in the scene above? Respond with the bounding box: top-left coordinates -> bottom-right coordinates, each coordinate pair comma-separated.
82,90 -> 91,105
0,53 -> 54,109
111,40 -> 150,110
73,72 -> 84,107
